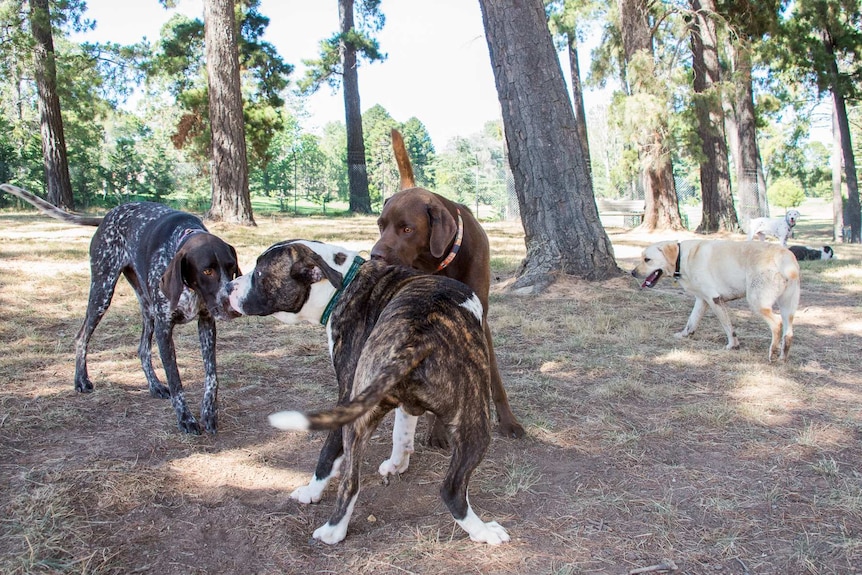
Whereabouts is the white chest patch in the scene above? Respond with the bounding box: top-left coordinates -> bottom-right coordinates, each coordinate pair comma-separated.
459,293 -> 484,324
174,288 -> 201,321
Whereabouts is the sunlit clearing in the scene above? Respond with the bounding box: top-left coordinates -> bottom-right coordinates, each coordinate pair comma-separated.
731,372 -> 805,423
169,449 -> 309,492
654,348 -> 708,365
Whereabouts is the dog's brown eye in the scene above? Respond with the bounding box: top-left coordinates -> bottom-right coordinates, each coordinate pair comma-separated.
644,258 -> 651,263
402,226 -> 412,234
203,268 -> 214,276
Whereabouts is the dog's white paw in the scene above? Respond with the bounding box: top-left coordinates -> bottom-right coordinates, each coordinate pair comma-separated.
456,507 -> 510,545
378,452 -> 412,477
313,521 -> 348,545
673,330 -> 688,339
467,520 -> 510,545
290,482 -> 325,504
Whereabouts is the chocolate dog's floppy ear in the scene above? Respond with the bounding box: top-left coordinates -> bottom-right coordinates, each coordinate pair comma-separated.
160,252 -> 188,311
288,245 -> 344,289
427,203 -> 458,258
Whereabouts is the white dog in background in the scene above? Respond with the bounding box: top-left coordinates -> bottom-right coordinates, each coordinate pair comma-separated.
747,209 -> 800,246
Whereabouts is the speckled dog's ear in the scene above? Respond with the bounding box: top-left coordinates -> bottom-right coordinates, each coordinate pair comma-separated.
160,251 -> 188,311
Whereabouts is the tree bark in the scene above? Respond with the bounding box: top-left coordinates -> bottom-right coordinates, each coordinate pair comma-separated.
689,0 -> 738,233
618,0 -> 684,231
204,0 -> 255,225
29,0 -> 74,210
831,104 -> 844,241
340,0 -> 372,214
478,0 -> 619,292
733,42 -> 769,225
566,33 -> 591,175
822,29 -> 860,243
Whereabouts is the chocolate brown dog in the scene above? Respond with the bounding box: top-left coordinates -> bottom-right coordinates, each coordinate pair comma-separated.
370,130 -> 524,445
227,241 -> 509,545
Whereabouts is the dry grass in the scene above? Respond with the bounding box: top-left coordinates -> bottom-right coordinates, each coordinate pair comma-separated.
1,201 -> 860,575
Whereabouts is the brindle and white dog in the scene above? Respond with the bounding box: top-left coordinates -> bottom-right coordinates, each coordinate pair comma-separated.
226,240 -> 509,546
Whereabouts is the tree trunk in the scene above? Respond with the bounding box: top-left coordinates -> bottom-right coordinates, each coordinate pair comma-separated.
478,0 -> 619,292
733,42 -> 769,225
690,0 -> 738,233
831,104 -> 844,241
691,0 -> 736,232
340,0 -> 372,214
29,0 -> 74,210
204,0 -> 255,225
822,30 -> 860,243
618,0 -> 683,231
567,33 -> 591,175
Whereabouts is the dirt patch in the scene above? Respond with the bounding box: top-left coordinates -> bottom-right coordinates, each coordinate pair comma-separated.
1,207 -> 860,575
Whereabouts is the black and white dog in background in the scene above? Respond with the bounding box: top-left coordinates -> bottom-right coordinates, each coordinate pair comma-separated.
789,245 -> 834,261
226,240 -> 509,546
1,183 -> 241,434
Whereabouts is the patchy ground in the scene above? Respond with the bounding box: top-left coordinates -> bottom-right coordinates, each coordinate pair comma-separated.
1,202 -> 860,575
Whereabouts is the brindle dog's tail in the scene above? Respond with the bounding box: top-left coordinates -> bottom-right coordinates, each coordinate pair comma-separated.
390,129 -> 416,190
1,183 -> 103,226
269,344 -> 429,432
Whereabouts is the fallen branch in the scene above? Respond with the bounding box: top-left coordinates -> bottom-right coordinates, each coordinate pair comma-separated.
627,559 -> 678,574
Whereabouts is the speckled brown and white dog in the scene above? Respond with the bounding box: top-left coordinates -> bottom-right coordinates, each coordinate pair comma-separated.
0,183 -> 241,434
631,240 -> 800,362
226,240 -> 509,546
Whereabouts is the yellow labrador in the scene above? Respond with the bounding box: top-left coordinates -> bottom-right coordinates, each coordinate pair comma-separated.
631,240 -> 800,362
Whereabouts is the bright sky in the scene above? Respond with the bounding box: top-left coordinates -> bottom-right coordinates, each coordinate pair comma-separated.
72,0 -> 518,149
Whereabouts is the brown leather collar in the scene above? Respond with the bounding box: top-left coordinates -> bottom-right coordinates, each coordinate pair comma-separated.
436,209 -> 463,272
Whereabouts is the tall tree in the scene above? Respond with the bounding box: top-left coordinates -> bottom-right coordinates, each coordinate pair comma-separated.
301,0 -> 385,214
832,105 -> 844,240
775,0 -> 862,242
478,0 -> 619,292
29,0 -> 73,209
731,43 -> 770,221
689,0 -> 738,233
149,1 -> 291,214
546,0 -> 602,175
204,0 -> 252,224
719,0 -> 780,224
617,0 -> 685,231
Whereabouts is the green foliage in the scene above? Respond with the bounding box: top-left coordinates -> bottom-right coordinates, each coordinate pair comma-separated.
433,121 -> 508,220
298,1 -> 386,96
772,0 -> 862,100
147,0 -> 292,171
400,117 -> 435,187
767,177 -> 806,208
